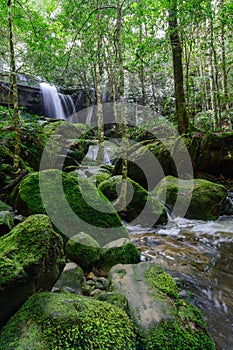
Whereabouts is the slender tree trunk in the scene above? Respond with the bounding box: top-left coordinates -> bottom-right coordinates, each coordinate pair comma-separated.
115,0 -> 127,210
105,47 -> 119,126
220,0 -> 231,129
206,17 -> 218,128
8,0 -> 20,170
139,25 -> 146,107
168,1 -> 189,134
95,62 -> 105,164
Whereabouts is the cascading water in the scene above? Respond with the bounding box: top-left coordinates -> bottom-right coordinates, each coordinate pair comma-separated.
40,82 -> 74,119
128,214 -> 233,350
59,93 -> 75,118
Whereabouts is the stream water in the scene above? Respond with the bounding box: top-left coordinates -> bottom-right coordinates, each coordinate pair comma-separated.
128,216 -> 233,350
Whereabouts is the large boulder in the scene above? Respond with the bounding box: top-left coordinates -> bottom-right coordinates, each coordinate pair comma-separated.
65,232 -> 101,271
0,214 -> 65,327
97,238 -> 141,276
0,292 -> 137,349
153,176 -> 227,220
15,169 -> 129,246
98,175 -> 167,226
109,262 -> 215,349
197,131 -> 233,178
172,132 -> 233,179
112,140 -> 176,190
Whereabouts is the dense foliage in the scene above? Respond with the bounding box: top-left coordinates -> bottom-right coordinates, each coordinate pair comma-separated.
0,0 -> 232,130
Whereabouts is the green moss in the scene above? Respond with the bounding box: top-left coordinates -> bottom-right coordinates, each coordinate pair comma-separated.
65,233 -> 101,271
98,175 -> 167,225
142,318 -> 215,350
153,176 -> 227,220
0,214 -> 65,287
0,200 -> 11,212
0,292 -> 137,350
97,239 -> 141,275
142,265 -> 215,349
15,170 -> 129,246
94,172 -> 111,187
144,264 -> 179,299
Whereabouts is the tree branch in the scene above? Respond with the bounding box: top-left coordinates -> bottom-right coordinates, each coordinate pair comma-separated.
65,6 -> 116,70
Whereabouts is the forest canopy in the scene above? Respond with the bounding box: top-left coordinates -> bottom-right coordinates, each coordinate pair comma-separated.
1,0 -> 233,131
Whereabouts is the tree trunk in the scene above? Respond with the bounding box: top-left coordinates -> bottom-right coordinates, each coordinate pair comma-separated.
105,47 -> 119,126
95,62 -> 105,164
220,0 -> 231,129
8,0 -> 20,170
206,17 -> 218,128
114,0 -> 127,211
168,0 -> 189,134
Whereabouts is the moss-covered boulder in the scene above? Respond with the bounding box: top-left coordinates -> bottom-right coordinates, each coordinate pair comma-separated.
153,176 -> 227,220
197,131 -> 233,178
90,172 -> 111,187
0,292 -> 137,349
112,140 -> 176,190
65,232 -> 101,271
97,238 -> 141,276
98,175 -> 167,226
109,262 -> 215,350
15,169 -> 129,246
0,214 -> 65,327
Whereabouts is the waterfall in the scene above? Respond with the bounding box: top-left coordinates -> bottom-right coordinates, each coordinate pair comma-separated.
40,82 -> 70,119
59,93 -> 75,118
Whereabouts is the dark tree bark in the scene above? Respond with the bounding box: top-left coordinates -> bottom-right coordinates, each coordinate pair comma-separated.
168,1 -> 189,134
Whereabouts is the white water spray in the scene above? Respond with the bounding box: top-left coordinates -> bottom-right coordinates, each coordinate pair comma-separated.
40,82 -> 66,119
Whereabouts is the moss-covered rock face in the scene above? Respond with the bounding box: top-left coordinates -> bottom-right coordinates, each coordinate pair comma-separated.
153,176 -> 227,220
65,232 -> 101,271
97,238 -> 141,276
0,292 -> 137,349
99,175 -> 167,226
15,169 -> 129,246
112,140 -> 176,191
197,131 -> 233,178
0,214 -> 65,327
109,262 -> 215,350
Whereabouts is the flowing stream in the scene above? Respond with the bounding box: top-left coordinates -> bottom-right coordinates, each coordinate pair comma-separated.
128,216 -> 233,350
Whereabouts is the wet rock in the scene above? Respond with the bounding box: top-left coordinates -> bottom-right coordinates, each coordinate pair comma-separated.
112,140 -> 177,190
153,175 -> 227,220
98,175 -> 167,226
0,214 -> 65,327
65,232 -> 101,271
109,262 -> 215,349
52,262 -> 84,294
97,238 -> 141,276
